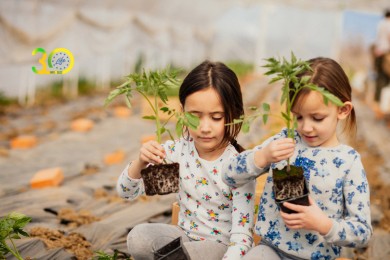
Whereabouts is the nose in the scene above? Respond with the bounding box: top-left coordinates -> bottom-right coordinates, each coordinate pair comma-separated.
301,119 -> 313,133
199,118 -> 211,132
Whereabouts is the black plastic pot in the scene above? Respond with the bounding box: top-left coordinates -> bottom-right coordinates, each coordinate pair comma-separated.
273,165 -> 310,214
275,180 -> 309,214
154,237 -> 190,260
140,162 -> 180,196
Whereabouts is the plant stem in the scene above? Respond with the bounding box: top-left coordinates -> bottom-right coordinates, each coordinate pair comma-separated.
160,113 -> 176,129
4,238 -> 23,260
154,94 -> 162,143
285,78 -> 292,172
137,91 -> 161,143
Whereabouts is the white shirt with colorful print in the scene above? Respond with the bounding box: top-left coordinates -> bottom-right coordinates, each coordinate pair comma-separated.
117,138 -> 255,259
223,129 -> 372,260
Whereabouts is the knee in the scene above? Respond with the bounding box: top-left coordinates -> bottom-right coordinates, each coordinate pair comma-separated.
127,224 -> 150,259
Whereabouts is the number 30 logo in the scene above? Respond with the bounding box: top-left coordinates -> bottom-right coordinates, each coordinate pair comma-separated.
32,47 -> 74,74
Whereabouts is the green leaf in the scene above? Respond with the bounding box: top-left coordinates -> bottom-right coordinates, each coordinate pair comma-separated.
262,103 -> 270,112
160,107 -> 169,112
268,76 -> 283,84
0,212 -> 31,259
10,213 -> 31,229
104,88 -> 127,106
176,120 -> 183,137
125,95 -> 132,108
281,112 -> 290,122
10,234 -> 20,239
142,115 -> 156,120
16,229 -> 29,238
262,114 -> 269,124
184,112 -> 200,130
158,127 -> 166,136
291,51 -> 297,63
242,123 -> 250,133
301,75 -> 310,84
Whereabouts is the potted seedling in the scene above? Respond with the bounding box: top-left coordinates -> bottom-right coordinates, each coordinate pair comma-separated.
105,68 -> 199,196
0,212 -> 31,260
236,53 -> 343,213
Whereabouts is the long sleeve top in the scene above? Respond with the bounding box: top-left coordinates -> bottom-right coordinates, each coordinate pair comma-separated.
223,129 -> 372,259
117,138 -> 255,259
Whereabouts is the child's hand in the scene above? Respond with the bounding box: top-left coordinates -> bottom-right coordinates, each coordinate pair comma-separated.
254,138 -> 295,168
280,197 -> 333,235
138,140 -> 166,166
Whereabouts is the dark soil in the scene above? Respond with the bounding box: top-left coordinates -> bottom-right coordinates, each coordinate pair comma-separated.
141,162 -> 180,195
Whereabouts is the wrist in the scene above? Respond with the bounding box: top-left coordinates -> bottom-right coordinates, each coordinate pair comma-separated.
127,160 -> 144,179
254,150 -> 268,169
318,217 -> 333,235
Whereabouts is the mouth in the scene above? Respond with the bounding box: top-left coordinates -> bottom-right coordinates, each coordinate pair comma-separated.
199,137 -> 214,142
303,135 -> 317,141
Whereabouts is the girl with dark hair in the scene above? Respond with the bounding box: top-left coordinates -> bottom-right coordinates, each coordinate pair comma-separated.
223,57 -> 372,260
117,60 -> 255,259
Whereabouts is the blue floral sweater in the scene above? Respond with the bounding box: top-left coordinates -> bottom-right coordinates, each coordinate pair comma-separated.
223,129 -> 372,259
117,138 -> 256,259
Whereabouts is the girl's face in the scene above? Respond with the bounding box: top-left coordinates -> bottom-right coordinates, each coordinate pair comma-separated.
184,87 -> 226,160
292,91 -> 351,148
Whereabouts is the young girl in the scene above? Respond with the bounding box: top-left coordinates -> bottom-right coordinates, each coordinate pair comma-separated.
117,60 -> 255,259
223,57 -> 372,260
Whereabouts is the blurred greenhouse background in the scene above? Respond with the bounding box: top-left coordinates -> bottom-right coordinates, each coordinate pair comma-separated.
0,0 -> 388,105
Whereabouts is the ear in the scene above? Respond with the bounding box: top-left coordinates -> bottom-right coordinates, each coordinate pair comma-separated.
337,101 -> 353,120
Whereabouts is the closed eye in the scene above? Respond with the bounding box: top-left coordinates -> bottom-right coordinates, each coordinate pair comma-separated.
212,116 -> 224,121
313,117 -> 324,122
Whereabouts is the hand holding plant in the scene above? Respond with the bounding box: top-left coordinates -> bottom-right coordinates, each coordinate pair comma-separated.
105,67 -> 199,196
236,53 -> 343,212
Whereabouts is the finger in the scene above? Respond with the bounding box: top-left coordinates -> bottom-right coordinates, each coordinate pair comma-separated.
280,210 -> 299,220
278,138 -> 295,145
285,223 -> 302,230
274,149 -> 295,159
149,141 -> 166,152
308,196 -> 315,206
140,148 -> 163,164
143,142 -> 166,159
283,219 -> 302,226
282,202 -> 304,213
276,139 -> 295,150
149,144 -> 166,159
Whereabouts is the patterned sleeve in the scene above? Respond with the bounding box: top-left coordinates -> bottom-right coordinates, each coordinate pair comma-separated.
161,139 -> 182,163
116,163 -> 145,200
323,153 -> 373,247
223,181 -> 256,259
116,139 -> 182,200
223,131 -> 285,188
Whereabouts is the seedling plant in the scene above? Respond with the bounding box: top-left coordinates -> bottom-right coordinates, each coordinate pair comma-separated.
0,212 -> 31,260
237,52 -> 343,171
105,68 -> 199,147
105,67 -> 199,195
235,52 -> 343,211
